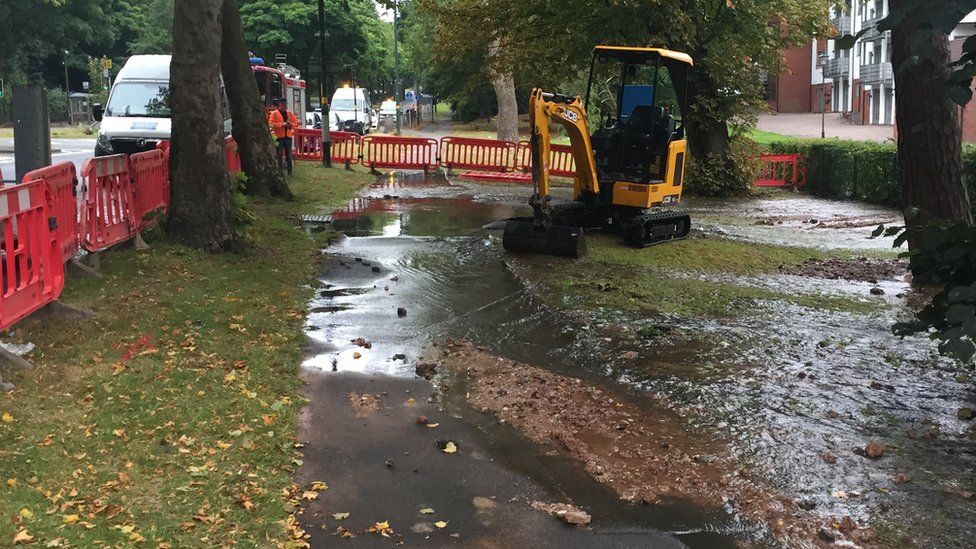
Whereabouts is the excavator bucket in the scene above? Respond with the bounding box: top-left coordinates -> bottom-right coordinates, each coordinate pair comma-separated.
502,219 -> 587,258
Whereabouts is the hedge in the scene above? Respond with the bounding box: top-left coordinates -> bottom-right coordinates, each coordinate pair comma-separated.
761,138 -> 976,212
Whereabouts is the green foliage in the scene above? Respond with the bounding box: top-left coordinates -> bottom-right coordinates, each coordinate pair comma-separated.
871,211 -> 976,364
46,88 -> 69,123
126,0 -> 175,54
686,134 -> 759,196
765,139 -> 902,204
763,139 -> 976,213
229,171 -> 258,236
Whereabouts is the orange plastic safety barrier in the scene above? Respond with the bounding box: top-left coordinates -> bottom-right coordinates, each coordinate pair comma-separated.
515,141 -> 576,178
293,129 -> 322,162
80,155 -> 137,252
330,131 -> 362,167
361,135 -> 438,172
225,135 -> 242,174
755,153 -> 806,188
22,163 -> 79,264
293,129 -> 362,166
129,149 -> 169,231
439,137 -> 517,173
0,179 -> 65,330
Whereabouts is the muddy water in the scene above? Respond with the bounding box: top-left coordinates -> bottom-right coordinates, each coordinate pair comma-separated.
303,172 -> 976,547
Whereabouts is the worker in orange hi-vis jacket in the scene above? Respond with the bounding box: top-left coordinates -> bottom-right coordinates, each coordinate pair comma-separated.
268,97 -> 299,175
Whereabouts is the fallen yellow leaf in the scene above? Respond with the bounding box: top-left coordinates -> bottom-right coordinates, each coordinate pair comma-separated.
434,521 -> 448,529
2,412 -> 13,423
7,478 -> 16,487
63,514 -> 80,524
427,423 -> 440,428
419,508 -> 435,515
310,481 -> 328,491
12,529 -> 33,544
443,441 -> 457,454
18,508 -> 33,520
332,512 -> 350,520
301,490 -> 318,501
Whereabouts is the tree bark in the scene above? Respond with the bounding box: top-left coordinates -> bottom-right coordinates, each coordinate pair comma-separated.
890,0 -> 972,241
488,40 -> 518,142
220,0 -> 293,200
169,0 -> 238,251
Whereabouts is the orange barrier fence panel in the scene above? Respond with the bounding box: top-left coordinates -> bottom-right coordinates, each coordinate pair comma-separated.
439,137 -> 517,173
755,154 -> 806,188
330,131 -> 361,166
0,179 -> 65,330
293,129 -> 322,161
80,155 -> 137,252
22,163 -> 79,264
129,149 -> 170,231
225,135 -> 242,173
515,141 -> 577,178
362,135 -> 438,171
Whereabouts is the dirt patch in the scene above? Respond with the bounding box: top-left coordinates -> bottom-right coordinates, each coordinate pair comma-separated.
781,257 -> 908,283
347,391 -> 380,416
754,214 -> 898,229
530,501 -> 592,525
437,339 -> 880,547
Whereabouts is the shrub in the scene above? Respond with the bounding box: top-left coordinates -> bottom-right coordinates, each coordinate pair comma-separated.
759,138 -> 976,212
685,135 -> 759,197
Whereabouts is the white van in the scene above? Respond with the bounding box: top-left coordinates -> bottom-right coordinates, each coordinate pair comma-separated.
94,54 -> 232,156
329,87 -> 372,135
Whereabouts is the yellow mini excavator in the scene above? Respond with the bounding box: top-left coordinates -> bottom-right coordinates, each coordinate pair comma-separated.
502,46 -> 694,258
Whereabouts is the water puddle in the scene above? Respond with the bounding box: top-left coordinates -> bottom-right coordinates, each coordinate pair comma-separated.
301,171 -> 976,546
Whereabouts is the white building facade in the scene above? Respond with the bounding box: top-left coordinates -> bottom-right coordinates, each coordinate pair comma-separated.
823,1 -> 976,126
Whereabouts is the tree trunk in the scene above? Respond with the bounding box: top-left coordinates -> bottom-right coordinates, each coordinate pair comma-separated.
220,0 -> 293,200
488,40 -> 518,142
890,0 -> 972,242
169,0 -> 238,251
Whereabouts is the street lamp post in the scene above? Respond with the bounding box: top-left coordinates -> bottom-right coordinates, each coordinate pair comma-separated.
393,1 -> 402,136
63,50 -> 71,122
317,0 -> 332,167
819,51 -> 829,139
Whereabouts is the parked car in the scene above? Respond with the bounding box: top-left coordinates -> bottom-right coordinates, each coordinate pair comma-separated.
305,111 -> 322,129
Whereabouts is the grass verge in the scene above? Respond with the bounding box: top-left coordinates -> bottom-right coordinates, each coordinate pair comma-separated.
0,162 -> 372,547
513,234 -> 880,318
0,126 -> 94,139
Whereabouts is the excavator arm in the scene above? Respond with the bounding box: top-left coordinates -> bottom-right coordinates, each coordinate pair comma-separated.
502,88 -> 596,258
527,88 -> 599,225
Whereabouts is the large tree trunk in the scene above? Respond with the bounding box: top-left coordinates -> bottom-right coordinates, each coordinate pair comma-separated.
488,40 -> 518,142
890,0 -> 972,243
169,0 -> 238,251
220,0 -> 292,200
683,63 -> 738,195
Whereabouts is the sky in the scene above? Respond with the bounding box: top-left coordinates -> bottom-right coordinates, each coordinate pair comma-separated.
374,1 -> 394,22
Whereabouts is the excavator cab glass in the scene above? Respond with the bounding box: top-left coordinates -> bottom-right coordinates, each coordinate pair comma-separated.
585,47 -> 690,184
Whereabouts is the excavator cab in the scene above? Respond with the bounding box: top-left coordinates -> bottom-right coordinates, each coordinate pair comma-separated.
501,46 -> 693,258
585,47 -> 691,209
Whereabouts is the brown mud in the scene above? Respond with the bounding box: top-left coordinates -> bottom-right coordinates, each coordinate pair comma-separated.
437,339 -> 879,547
780,257 -> 909,284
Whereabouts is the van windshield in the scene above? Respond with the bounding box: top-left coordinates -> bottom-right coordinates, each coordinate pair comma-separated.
106,82 -> 171,117
331,98 -> 362,110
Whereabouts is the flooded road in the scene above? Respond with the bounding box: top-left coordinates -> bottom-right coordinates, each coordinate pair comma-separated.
297,172 -> 975,547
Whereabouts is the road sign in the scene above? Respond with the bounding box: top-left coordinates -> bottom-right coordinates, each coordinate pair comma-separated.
82,81 -> 90,92
101,58 -> 112,70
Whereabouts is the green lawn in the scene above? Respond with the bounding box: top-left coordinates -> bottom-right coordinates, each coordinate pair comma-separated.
0,163 -> 371,547
516,234 -> 880,318
0,126 -> 94,139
